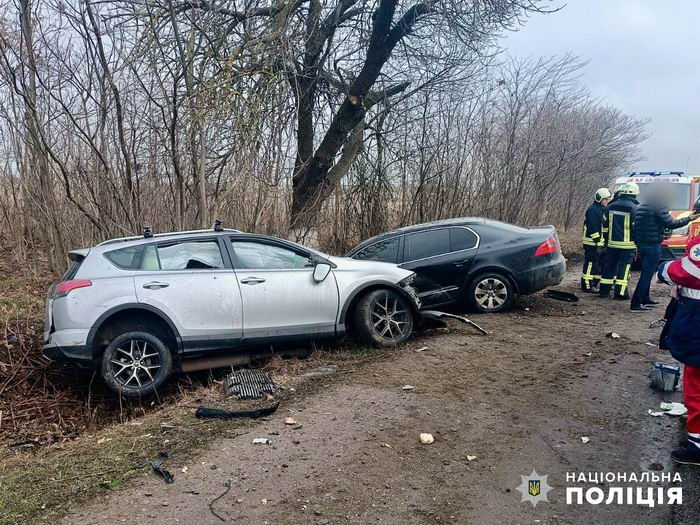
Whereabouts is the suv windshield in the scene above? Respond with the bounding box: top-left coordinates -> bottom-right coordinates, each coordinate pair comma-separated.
636,182 -> 691,210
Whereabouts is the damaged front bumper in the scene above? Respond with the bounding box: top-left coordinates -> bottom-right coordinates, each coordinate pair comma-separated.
398,275 -> 422,311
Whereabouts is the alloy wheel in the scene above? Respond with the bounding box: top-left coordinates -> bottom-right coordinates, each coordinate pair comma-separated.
474,277 -> 508,310
370,292 -> 411,341
109,339 -> 162,389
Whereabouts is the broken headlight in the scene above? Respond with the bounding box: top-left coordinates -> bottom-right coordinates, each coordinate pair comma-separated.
398,274 -> 421,309
397,274 -> 416,287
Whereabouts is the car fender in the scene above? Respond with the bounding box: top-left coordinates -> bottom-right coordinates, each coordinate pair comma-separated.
337,280 -> 420,329
86,303 -> 183,354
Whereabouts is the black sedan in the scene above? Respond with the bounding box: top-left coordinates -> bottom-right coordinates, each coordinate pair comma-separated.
347,218 -> 566,312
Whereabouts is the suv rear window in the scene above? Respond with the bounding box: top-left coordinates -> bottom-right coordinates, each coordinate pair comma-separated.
104,246 -> 144,270
61,258 -> 83,281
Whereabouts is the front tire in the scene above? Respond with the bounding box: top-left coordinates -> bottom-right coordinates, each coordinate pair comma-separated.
101,331 -> 173,397
353,289 -> 414,347
466,272 -> 514,313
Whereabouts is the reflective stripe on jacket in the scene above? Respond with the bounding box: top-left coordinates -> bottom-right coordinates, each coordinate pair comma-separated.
582,201 -> 605,246
603,195 -> 638,250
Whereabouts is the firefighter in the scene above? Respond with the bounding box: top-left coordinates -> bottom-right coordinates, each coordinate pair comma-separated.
581,187 -> 612,292
599,182 -> 640,299
657,236 -> 700,465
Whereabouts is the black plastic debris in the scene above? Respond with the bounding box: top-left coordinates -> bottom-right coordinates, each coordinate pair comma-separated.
195,402 -> 279,420
159,450 -> 175,458
544,289 -> 579,303
223,369 -> 276,399
9,440 -> 38,452
150,459 -> 174,484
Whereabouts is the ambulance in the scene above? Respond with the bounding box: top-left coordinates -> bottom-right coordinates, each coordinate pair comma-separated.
613,171 -> 700,260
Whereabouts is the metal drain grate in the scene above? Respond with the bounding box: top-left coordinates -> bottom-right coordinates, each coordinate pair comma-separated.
224,369 -> 276,399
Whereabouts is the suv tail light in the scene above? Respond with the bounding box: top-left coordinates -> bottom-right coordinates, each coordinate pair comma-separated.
54,279 -> 92,298
534,237 -> 560,257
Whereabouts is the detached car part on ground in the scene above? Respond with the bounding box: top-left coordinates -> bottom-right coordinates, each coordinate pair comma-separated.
347,217 -> 566,313
43,228 -> 421,397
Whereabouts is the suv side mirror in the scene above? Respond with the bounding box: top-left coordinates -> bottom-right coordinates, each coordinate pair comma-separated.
313,262 -> 331,282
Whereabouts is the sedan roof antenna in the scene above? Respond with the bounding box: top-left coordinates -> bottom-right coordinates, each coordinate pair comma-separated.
143,226 -> 153,238
213,219 -> 223,232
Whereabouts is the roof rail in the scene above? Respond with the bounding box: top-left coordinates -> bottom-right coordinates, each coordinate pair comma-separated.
97,228 -> 241,246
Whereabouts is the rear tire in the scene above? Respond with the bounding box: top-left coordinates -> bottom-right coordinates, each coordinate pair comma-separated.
353,289 -> 414,347
101,331 -> 173,398
466,272 -> 514,313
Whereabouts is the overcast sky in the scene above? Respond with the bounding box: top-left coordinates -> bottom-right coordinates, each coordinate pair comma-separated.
502,0 -> 700,175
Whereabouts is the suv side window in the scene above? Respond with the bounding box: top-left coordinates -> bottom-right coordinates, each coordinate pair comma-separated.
354,237 -> 400,263
406,228 -> 450,261
142,240 -> 224,270
450,227 -> 478,251
104,245 -> 144,270
231,240 -> 314,269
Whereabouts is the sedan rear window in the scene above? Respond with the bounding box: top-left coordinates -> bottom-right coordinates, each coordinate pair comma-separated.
353,237 -> 400,263
450,228 -> 478,251
406,229 -> 450,261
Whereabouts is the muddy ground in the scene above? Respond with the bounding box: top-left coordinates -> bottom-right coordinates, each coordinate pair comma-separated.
47,266 -> 697,524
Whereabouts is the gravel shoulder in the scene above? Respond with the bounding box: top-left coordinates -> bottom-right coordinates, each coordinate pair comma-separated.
58,266 -> 691,524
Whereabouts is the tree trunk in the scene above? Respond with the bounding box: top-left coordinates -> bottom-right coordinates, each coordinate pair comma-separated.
290,0 -> 429,231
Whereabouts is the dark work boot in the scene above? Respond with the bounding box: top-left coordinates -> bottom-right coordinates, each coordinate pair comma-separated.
671,447 -> 700,466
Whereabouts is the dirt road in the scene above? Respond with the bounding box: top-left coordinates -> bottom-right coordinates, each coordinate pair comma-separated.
59,267 -> 693,524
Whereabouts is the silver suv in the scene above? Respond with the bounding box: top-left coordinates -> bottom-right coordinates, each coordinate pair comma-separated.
43,228 -> 420,397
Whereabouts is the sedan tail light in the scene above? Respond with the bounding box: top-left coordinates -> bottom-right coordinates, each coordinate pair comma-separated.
534,237 -> 560,257
54,279 -> 92,298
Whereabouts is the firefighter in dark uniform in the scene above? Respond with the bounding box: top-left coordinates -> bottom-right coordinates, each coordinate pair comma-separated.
581,188 -> 612,292
599,182 -> 640,299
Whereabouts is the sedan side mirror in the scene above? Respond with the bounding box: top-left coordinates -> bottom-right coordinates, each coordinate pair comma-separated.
313,262 -> 331,282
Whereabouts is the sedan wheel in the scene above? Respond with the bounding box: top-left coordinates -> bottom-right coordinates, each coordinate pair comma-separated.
467,272 -> 514,313
101,331 -> 172,397
354,289 -> 414,347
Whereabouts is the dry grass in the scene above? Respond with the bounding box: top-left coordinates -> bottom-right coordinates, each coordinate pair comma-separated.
0,338 -> 400,524
557,226 -> 583,261
0,396 -> 244,525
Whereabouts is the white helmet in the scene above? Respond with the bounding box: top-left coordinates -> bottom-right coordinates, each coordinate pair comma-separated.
594,188 -> 612,203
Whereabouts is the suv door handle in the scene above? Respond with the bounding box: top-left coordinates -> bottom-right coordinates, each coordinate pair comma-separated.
240,277 -> 266,285
142,281 -> 170,289
453,259 -> 471,267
